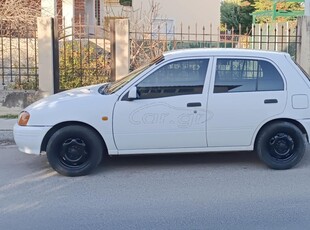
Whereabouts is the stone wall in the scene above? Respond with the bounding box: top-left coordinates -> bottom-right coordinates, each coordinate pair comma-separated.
0,88 -> 44,115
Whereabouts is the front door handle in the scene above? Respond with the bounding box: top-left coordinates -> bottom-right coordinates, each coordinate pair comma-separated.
264,99 -> 278,104
187,102 -> 202,107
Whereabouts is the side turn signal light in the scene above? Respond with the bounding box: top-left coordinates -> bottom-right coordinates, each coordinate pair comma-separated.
102,116 -> 108,121
18,111 -> 30,126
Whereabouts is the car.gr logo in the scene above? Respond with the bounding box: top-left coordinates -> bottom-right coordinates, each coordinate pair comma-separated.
129,102 -> 213,129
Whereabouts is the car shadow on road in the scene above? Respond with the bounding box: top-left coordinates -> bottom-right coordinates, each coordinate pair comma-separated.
98,151 -> 265,172
97,145 -> 310,174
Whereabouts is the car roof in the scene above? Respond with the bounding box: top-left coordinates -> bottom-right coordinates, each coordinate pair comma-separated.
163,48 -> 289,60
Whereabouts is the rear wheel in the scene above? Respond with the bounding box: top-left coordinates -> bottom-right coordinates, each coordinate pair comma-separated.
256,122 -> 306,170
47,125 -> 103,176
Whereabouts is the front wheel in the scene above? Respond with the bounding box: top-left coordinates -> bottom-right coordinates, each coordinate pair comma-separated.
47,125 -> 104,176
256,122 -> 306,170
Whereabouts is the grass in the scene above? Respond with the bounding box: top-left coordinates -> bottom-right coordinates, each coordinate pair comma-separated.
0,114 -> 19,119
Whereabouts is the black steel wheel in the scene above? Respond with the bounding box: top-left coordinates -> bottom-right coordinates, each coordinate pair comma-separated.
47,125 -> 104,176
256,122 -> 306,170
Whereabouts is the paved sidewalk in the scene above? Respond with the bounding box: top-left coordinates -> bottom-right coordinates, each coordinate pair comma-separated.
0,119 -> 17,144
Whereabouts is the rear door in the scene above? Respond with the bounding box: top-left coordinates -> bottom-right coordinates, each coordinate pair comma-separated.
207,57 -> 287,147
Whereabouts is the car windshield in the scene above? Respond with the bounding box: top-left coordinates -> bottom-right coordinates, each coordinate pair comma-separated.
103,55 -> 164,94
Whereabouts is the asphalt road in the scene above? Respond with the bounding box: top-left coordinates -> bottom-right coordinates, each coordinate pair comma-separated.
1,145 -> 310,230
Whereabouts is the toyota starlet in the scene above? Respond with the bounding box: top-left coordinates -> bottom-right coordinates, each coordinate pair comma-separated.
14,49 -> 310,176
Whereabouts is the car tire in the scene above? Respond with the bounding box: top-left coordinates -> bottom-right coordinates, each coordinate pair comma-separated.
46,125 -> 103,176
256,122 -> 306,170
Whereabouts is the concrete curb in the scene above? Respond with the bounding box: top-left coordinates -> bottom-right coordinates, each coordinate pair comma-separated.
0,119 -> 17,144
0,131 -> 15,144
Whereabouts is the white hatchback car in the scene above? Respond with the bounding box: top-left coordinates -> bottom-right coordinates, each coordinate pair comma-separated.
14,49 -> 310,176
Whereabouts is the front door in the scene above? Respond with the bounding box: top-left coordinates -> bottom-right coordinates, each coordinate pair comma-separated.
207,57 -> 287,147
113,58 -> 211,151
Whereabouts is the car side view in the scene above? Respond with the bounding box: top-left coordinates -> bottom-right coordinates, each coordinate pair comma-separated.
14,49 -> 310,176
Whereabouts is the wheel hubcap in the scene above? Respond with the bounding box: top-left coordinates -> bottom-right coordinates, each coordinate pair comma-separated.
60,138 -> 89,167
269,133 -> 294,159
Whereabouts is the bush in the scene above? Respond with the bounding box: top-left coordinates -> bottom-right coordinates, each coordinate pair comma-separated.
59,41 -> 111,90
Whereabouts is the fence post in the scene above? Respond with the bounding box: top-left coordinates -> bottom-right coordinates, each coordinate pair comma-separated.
296,16 -> 310,75
110,19 -> 130,81
37,17 -> 57,95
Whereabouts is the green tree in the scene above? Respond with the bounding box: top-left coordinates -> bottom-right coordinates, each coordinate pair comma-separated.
239,0 -> 255,32
120,0 -> 132,6
221,1 -> 240,31
253,0 -> 304,23
253,0 -> 273,11
59,42 -> 111,90
220,0 -> 255,34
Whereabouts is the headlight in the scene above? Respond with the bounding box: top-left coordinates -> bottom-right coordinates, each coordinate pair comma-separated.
18,111 -> 30,126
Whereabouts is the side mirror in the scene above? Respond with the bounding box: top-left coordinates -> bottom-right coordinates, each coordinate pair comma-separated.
128,86 -> 138,100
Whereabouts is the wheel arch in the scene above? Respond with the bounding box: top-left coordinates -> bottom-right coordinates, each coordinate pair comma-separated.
254,118 -> 308,149
40,121 -> 108,154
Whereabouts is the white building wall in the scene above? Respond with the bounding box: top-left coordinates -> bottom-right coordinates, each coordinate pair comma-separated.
132,0 -> 221,31
41,0 -> 57,17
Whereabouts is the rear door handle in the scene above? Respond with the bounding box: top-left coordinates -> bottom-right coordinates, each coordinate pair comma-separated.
264,99 -> 278,104
187,102 -> 202,107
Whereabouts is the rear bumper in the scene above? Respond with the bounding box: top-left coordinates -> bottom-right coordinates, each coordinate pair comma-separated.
13,124 -> 51,155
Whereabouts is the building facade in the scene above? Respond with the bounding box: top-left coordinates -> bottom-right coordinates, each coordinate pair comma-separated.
40,0 -> 220,31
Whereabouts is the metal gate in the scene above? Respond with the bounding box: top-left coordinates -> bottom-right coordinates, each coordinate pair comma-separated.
55,17 -> 113,92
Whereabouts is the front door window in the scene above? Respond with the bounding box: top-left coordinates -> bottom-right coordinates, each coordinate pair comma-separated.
137,59 -> 209,99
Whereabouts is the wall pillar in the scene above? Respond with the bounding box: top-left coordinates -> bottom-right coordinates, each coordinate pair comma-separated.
297,16 -> 310,75
100,0 -> 105,25
37,18 -> 56,95
305,0 -> 310,16
85,0 -> 96,34
41,0 -> 57,17
63,0 -> 75,29
111,19 -> 130,81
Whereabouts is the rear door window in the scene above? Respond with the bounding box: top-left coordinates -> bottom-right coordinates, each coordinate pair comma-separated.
214,58 -> 284,93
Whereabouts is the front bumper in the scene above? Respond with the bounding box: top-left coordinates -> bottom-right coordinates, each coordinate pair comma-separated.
13,124 -> 52,155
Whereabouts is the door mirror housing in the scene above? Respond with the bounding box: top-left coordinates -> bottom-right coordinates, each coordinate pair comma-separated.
128,87 -> 138,100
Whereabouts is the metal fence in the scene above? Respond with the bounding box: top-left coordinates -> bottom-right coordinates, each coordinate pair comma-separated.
57,17 -> 112,91
129,22 -> 301,70
0,20 -> 38,90
0,19 -> 302,91
251,22 -> 299,59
